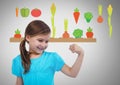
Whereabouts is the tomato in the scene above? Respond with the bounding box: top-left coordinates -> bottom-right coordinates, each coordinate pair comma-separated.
86,32 -> 93,38
14,34 -> 21,38
31,8 -> 41,17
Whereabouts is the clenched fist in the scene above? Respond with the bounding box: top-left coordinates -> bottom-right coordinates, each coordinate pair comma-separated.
69,44 -> 84,56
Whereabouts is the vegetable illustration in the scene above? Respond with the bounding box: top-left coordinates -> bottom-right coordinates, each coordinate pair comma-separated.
86,27 -> 94,38
97,5 -> 103,23
51,3 -> 56,17
97,16 -> 103,23
31,8 -> 41,17
50,3 -> 56,38
73,28 -> 83,38
14,29 -> 21,38
73,8 -> 80,24
62,19 -> 70,38
107,4 -> 113,38
20,7 -> 30,17
107,4 -> 113,17
16,7 -> 19,17
84,12 -> 93,23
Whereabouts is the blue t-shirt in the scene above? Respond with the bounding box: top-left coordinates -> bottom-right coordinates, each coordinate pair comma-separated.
12,51 -> 65,85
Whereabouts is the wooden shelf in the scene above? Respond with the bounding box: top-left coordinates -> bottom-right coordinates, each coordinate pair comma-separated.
10,37 -> 23,42
10,37 -> 96,43
50,38 -> 96,42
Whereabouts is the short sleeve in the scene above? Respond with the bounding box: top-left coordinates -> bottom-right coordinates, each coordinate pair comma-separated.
12,56 -> 22,77
53,52 -> 65,71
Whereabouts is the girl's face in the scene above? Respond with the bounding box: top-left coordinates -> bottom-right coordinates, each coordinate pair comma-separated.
26,33 -> 50,54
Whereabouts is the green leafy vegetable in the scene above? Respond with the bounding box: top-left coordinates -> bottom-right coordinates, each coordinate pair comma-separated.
73,28 -> 83,38
84,12 -> 93,23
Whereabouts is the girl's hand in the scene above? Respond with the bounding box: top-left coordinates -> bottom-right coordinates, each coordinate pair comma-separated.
61,44 -> 84,77
69,44 -> 84,55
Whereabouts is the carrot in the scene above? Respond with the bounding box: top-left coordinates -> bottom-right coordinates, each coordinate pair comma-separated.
16,7 -> 19,17
73,8 -> 80,24
97,16 -> 103,23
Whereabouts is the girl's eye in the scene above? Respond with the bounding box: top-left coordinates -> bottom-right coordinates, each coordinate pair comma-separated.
38,39 -> 43,42
45,40 -> 49,43
38,39 -> 49,43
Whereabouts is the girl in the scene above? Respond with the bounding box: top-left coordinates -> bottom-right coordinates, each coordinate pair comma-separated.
12,20 -> 84,85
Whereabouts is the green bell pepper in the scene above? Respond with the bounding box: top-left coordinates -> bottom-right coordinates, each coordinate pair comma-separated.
20,8 -> 30,17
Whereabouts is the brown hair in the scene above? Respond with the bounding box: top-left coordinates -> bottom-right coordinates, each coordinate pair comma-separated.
20,20 -> 51,73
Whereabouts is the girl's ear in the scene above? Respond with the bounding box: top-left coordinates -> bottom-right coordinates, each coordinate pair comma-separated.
25,35 -> 31,42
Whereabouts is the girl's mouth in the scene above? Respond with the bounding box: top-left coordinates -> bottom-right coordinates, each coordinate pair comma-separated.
37,46 -> 45,51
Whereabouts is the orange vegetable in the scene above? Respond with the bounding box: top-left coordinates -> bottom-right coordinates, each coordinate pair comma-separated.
86,32 -> 93,38
16,7 -> 19,17
86,27 -> 93,38
62,31 -> 70,38
14,34 -> 21,38
73,8 -> 80,24
97,16 -> 103,23
14,29 -> 21,38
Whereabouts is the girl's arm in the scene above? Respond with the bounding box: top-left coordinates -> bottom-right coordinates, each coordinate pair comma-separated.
16,77 -> 23,85
61,44 -> 84,78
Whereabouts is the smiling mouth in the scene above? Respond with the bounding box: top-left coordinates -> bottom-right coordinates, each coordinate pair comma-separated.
37,46 -> 44,51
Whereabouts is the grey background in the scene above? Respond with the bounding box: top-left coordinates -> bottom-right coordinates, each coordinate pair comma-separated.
0,0 -> 120,85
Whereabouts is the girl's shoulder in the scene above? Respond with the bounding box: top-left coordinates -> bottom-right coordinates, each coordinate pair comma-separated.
12,55 -> 23,68
12,54 -> 21,62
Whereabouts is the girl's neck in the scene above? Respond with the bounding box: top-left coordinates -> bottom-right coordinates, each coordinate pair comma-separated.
29,52 -> 42,59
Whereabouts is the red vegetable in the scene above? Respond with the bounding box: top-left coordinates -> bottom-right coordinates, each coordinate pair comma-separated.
86,32 -> 93,38
14,34 -> 21,38
62,31 -> 70,38
86,27 -> 94,38
73,8 -> 80,24
97,16 -> 103,23
14,29 -> 21,38
31,8 -> 41,17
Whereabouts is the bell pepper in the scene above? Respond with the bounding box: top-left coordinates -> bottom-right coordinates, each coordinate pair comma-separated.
20,8 -> 30,17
